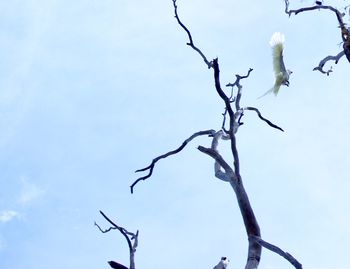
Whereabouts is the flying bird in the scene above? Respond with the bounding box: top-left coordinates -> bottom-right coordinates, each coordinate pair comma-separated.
213,257 -> 230,269
259,32 -> 292,98
108,261 -> 128,269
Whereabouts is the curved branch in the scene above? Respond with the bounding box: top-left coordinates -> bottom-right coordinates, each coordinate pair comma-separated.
131,129 -> 216,193
250,235 -> 302,269
244,107 -> 284,132
284,0 -> 344,20
172,0 -> 212,68
96,211 -> 139,269
312,51 -> 345,75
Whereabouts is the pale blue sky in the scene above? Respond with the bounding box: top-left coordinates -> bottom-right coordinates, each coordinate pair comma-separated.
0,0 -> 350,269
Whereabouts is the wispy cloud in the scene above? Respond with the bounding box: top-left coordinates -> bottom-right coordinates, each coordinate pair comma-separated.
18,177 -> 45,206
0,210 -> 21,223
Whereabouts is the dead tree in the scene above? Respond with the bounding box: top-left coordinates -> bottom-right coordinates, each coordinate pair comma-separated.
284,0 -> 350,75
130,1 -> 302,269
95,210 -> 139,269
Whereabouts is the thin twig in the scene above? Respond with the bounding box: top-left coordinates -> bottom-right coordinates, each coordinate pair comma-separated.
226,68 -> 253,111
244,107 -> 284,132
172,0 -> 212,68
221,108 -> 229,131
131,129 -> 216,193
250,235 -> 303,269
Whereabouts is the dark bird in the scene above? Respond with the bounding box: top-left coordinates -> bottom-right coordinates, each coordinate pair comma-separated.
108,261 -> 128,269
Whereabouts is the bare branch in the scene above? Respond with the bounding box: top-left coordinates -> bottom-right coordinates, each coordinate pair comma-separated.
244,107 -> 284,132
211,131 -> 231,182
131,129 -> 216,193
212,59 -> 242,176
171,1 -> 244,178
213,59 -> 234,117
197,145 -> 235,178
284,0 -> 344,19
284,0 -> 350,73
97,211 -> 134,251
313,51 -> 344,75
226,68 -> 254,111
221,108 -> 229,131
250,235 -> 302,269
172,0 -> 212,68
95,222 -> 116,233
96,211 -> 139,269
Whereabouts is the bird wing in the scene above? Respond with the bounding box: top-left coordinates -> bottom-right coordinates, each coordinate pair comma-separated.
270,32 -> 287,77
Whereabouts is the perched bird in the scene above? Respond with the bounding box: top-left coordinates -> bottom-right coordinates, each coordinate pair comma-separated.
213,257 -> 230,269
108,261 -> 128,269
259,32 -> 292,98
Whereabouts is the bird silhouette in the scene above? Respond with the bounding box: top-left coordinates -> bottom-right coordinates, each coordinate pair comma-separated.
108,261 -> 128,269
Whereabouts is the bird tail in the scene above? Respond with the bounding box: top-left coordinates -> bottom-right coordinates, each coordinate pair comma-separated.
257,88 -> 273,99
269,32 -> 285,47
258,85 -> 280,99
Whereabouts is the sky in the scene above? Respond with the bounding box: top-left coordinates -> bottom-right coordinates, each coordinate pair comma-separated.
0,0 -> 350,269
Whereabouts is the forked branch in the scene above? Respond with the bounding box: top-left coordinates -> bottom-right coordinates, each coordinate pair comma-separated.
312,51 -> 345,75
95,211 -> 139,269
226,68 -> 253,111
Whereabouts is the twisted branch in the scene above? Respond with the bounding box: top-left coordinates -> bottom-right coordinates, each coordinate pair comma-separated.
172,0 -> 212,68
244,107 -> 284,132
130,129 -> 216,193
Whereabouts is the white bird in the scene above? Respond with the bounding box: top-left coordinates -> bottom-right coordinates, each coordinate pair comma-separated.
213,257 -> 230,269
259,32 -> 292,98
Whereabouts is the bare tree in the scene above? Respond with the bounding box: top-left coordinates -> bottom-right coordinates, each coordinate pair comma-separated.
129,1 -> 302,269
284,0 -> 350,75
98,1 -> 350,268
